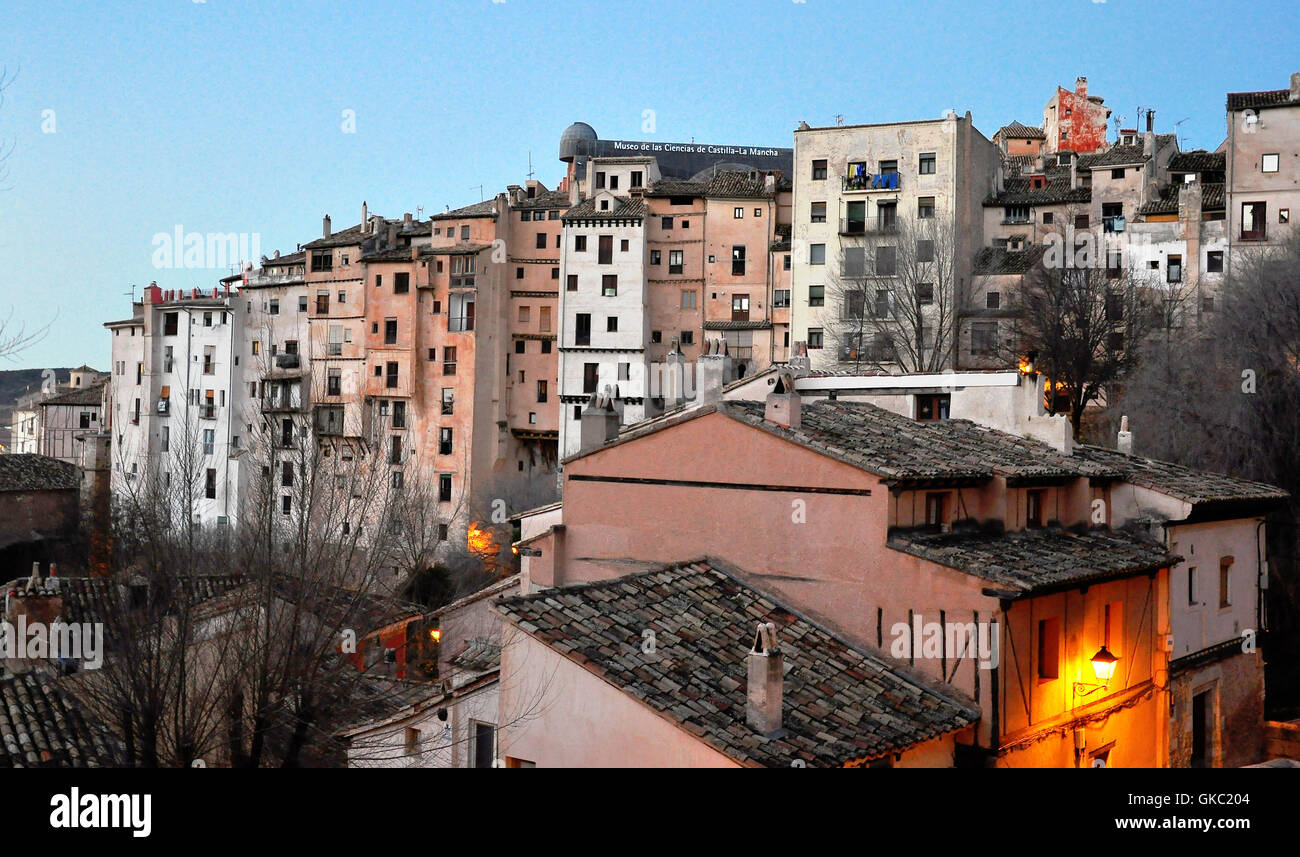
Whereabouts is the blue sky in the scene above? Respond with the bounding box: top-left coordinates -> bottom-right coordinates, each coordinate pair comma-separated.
1,0 -> 1296,369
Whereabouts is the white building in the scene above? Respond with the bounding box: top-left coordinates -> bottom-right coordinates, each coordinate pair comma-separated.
105,284 -> 247,527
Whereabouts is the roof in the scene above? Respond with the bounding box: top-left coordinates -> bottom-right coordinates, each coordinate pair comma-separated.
418,242 -> 492,257
562,196 -> 648,221
997,121 -> 1045,140
645,179 -> 707,198
1227,89 -> 1295,112
512,189 -> 570,210
359,245 -> 420,263
1167,150 -> 1225,173
702,319 -> 772,331
432,199 -> 498,220
702,170 -> 786,199
263,251 -> 305,267
0,455 -> 78,492
1137,182 -> 1225,216
720,399 -> 1120,484
0,672 -> 117,767
973,246 -> 1046,275
1078,144 -> 1147,169
496,559 -> 978,767
888,525 -> 1177,596
55,574 -> 247,626
1074,445 -> 1288,508
985,171 -> 1090,206
302,222 -> 369,249
39,382 -> 106,407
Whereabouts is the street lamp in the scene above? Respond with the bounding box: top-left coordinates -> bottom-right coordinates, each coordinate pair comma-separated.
1074,646 -> 1119,697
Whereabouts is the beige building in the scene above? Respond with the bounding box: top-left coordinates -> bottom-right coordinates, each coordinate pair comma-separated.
1225,73 -> 1300,262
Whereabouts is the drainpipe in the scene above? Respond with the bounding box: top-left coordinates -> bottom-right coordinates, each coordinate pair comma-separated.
1256,518 -> 1268,635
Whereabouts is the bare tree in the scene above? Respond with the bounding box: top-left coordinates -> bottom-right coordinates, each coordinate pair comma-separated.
825,214 -> 963,373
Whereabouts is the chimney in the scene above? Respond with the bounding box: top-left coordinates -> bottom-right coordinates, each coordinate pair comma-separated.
696,339 -> 735,405
1117,414 -> 1133,455
361,201 -> 368,231
1291,72 -> 1300,102
579,391 -> 620,452
1075,76 -> 1088,97
322,214 -> 332,238
764,371 -> 801,429
661,346 -> 688,409
387,222 -> 397,245
746,622 -> 784,735
1146,109 -> 1155,133
764,172 -> 775,192
403,212 -> 413,227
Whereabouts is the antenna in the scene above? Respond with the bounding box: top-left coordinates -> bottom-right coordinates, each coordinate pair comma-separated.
526,151 -> 535,181
123,284 -> 137,303
470,184 -> 484,202
835,114 -> 845,126
1173,117 -> 1190,148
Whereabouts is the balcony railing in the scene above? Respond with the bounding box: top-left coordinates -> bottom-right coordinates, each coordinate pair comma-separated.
843,173 -> 901,192
840,218 -> 899,235
448,316 -> 474,333
276,353 -> 301,369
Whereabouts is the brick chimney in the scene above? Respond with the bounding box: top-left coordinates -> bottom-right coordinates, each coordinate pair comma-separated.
1291,72 -> 1300,102
696,338 -> 735,405
1075,76 -> 1088,97
746,622 -> 783,735
764,371 -> 801,429
1117,414 -> 1133,455
579,391 -> 619,452
322,214 -> 332,238
4,564 -> 66,674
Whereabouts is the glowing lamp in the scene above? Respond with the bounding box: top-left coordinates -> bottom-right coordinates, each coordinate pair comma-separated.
1089,646 -> 1118,683
429,629 -> 442,643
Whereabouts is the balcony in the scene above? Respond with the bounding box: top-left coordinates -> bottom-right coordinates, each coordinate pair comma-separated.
448,316 -> 475,333
276,353 -> 301,369
843,173 -> 900,192
157,399 -> 170,414
840,218 -> 898,236
200,406 -> 217,420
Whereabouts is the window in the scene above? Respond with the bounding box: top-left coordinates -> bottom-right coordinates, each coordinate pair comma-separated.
574,235 -> 587,252
924,492 -> 948,530
310,251 -> 332,272
567,274 -> 578,292
650,250 -> 661,265
731,246 -> 746,276
598,235 -> 613,264
205,469 -> 217,499
441,388 -> 454,415
316,291 -> 330,314
439,427 -> 453,456
1282,209 -> 1291,224
661,216 -> 673,230
575,313 -> 591,346
806,284 -> 825,308
916,239 -> 934,262
460,226 -> 469,240
915,394 -> 949,422
1262,153 -> 1280,173
630,170 -> 643,188
203,428 -> 215,455
875,246 -> 896,275
1205,249 -> 1222,273
917,282 -> 934,304
602,275 -> 618,296
384,318 -> 398,344
472,722 -> 496,768
1043,212 -> 1054,225
1167,254 -> 1183,283
986,291 -> 1001,309
773,289 -> 790,308
680,290 -> 696,309
389,435 -> 402,464
394,272 -> 410,293
734,207 -> 744,219
1074,214 -> 1090,229
386,362 -> 399,388
1111,168 -> 1125,180
392,400 -> 406,428
810,201 -> 827,223
1108,331 -> 1124,352
1026,489 -> 1044,528
443,346 -> 457,375
811,159 -> 827,180
539,306 -> 552,332
327,369 -> 341,396
731,295 -> 750,321
919,153 -> 936,175
680,331 -> 694,345
551,266 -> 559,279
807,327 -> 823,349
1241,201 -> 1266,240
1219,557 -> 1233,608
281,461 -> 294,488
515,340 -> 526,354
1037,618 -> 1060,680
669,250 -> 684,274
917,197 -> 935,219
1004,205 -> 1030,224
971,322 -> 998,355
515,267 -> 524,280
843,290 -> 864,319
1188,567 -> 1197,605
809,244 -> 826,265
583,362 -> 599,394
606,316 -> 618,332
163,312 -> 178,336
437,473 -> 452,503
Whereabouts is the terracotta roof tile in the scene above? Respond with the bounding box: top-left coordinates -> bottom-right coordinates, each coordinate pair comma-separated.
0,672 -> 117,767
0,455 -> 78,492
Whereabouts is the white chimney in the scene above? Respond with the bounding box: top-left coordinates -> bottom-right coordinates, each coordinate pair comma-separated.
322,214 -> 332,238
696,338 -> 735,405
764,371 -> 801,429
579,390 -> 620,452
746,622 -> 783,735
361,200 -> 368,232
1117,414 -> 1133,455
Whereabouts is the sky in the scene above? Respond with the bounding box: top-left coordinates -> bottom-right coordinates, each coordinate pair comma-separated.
0,0 -> 1296,370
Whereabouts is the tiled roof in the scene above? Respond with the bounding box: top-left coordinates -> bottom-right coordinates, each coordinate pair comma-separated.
303,222 -> 370,249
360,246 -> 420,263
997,121 -> 1045,140
703,170 -> 782,199
39,382 -> 106,407
1003,154 -> 1039,174
702,320 -> 772,331
973,246 -> 1046,275
418,242 -> 492,257
0,455 -> 78,492
512,189 -> 570,210
1137,182 -> 1226,216
644,179 -> 707,198
1078,144 -> 1147,169
496,559 -> 979,767
562,196 -> 648,221
1167,150 -> 1225,173
722,399 -> 1120,484
450,637 -> 501,672
985,172 -> 1090,206
432,200 -> 498,220
0,672 -> 117,767
1227,89 -> 1294,112
55,574 -> 247,626
263,251 -> 305,267
888,525 -> 1177,596
1074,445 -> 1288,507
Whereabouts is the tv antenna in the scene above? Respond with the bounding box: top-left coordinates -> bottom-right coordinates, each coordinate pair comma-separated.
526,151 -> 535,181
124,284 -> 137,303
470,184 -> 484,202
835,114 -> 845,126
1173,117 -> 1190,147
